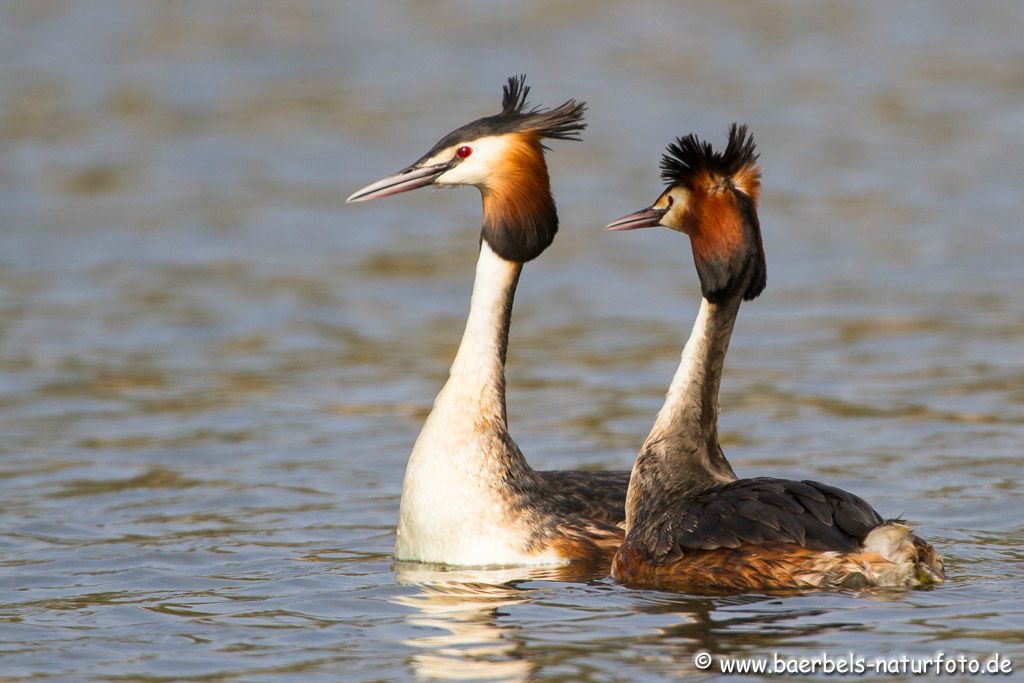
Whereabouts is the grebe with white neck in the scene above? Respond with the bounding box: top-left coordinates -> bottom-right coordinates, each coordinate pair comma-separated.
347,77 -> 626,566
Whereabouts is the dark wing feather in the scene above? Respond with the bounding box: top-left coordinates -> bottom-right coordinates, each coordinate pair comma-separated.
720,510 -> 766,546
661,477 -> 884,555
536,469 -> 629,525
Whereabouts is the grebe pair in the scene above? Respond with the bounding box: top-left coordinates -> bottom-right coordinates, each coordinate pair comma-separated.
347,77 -> 944,590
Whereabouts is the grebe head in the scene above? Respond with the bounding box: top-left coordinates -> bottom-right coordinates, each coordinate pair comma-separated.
346,75 -> 586,262
607,124 -> 766,303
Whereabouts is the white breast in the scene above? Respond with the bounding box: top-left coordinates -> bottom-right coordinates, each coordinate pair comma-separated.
395,411 -> 566,567
393,243 -> 565,567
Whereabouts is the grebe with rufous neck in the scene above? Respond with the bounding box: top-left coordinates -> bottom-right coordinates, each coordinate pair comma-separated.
606,125 -> 944,590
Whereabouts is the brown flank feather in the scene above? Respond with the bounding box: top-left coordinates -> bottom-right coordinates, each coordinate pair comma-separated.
545,524 -> 624,565
612,540 -> 923,592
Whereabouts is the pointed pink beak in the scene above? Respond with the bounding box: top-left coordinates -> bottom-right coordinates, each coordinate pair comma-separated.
346,161 -> 454,204
605,206 -> 667,231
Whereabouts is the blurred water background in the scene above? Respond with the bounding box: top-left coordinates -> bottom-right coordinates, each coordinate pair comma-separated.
2,1 -> 1023,681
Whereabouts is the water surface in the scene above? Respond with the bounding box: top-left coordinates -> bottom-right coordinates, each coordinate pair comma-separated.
2,2 -> 1023,681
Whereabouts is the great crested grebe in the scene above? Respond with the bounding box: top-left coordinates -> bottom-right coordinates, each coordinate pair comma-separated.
606,125 -> 945,590
347,76 -> 626,566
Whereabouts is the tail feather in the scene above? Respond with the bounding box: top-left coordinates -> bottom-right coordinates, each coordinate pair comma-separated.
912,534 -> 946,585
860,521 -> 945,587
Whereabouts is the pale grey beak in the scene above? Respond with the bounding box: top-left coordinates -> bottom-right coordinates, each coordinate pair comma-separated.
605,206 -> 668,231
346,161 -> 454,204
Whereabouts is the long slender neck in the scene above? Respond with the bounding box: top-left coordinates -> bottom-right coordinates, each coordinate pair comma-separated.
397,240 -> 533,563
625,294 -> 740,528
435,240 -> 522,428
652,295 -> 740,448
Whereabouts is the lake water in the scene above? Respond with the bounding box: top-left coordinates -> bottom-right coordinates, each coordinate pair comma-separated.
2,2 -> 1023,681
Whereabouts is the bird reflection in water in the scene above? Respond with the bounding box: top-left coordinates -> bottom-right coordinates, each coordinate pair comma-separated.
392,562 -> 604,681
392,561 -> 888,679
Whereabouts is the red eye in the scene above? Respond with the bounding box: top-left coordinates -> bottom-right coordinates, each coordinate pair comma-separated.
456,146 -> 472,158
666,195 -> 674,206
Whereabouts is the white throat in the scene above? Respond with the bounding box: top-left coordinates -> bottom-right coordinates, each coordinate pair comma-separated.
396,242 -> 557,565
445,241 -> 520,407
625,296 -> 740,528
652,297 -> 727,436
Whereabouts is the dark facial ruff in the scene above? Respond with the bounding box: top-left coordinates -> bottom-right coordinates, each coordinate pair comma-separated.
480,183 -> 559,262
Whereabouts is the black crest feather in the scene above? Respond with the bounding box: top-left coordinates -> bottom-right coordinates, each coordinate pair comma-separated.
498,74 -> 586,141
660,124 -> 759,188
419,75 -> 586,161
659,124 -> 766,303
501,75 -> 531,115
